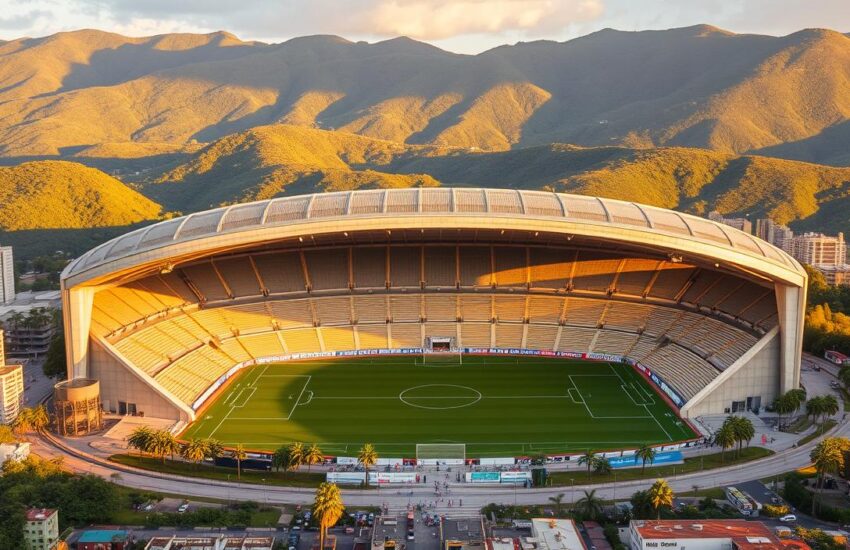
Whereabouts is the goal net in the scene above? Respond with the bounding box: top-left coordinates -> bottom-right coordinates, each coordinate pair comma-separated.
415,336 -> 462,367
416,443 -> 466,464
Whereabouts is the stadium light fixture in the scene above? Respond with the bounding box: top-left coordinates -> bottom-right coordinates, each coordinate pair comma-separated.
160,263 -> 174,274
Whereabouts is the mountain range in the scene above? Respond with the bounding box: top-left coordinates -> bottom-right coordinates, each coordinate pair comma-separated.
3,25 -> 850,258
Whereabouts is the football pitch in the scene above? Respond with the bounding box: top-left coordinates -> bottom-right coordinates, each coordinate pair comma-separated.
181,356 -> 696,457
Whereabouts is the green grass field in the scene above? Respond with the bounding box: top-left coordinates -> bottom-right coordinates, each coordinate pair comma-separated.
181,356 -> 696,457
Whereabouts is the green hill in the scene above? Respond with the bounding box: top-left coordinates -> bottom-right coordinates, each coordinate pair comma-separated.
0,161 -> 162,231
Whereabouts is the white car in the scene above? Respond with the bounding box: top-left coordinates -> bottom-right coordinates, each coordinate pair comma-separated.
177,503 -> 190,513
779,514 -> 796,523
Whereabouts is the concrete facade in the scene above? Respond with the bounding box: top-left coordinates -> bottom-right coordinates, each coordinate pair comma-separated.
0,245 -> 13,305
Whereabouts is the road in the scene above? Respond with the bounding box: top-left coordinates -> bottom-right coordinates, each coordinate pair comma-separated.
30,414 -> 849,513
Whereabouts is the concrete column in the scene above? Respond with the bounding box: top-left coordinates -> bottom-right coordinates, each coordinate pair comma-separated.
62,286 -> 95,379
775,283 -> 806,392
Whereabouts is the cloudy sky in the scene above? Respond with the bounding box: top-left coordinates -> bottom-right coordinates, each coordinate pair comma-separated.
3,0 -> 849,53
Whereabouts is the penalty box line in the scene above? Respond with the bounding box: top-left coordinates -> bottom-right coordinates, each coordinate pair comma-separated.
567,375 -> 652,420
225,374 -> 312,423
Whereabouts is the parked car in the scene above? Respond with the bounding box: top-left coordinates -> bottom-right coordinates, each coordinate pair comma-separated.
779,514 -> 797,523
177,503 -> 190,513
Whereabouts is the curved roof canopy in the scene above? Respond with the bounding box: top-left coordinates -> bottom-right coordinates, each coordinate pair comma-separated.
62,188 -> 806,288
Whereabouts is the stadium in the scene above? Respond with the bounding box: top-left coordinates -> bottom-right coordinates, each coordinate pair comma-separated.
59,188 -> 806,458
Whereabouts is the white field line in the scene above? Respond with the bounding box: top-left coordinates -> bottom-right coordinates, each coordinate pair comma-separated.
568,375 -> 651,420
286,375 -> 312,420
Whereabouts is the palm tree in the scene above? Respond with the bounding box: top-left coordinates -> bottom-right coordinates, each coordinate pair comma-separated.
288,441 -> 305,471
575,489 -> 603,520
305,444 -> 324,472
181,438 -> 207,464
714,424 -> 735,463
12,408 -> 34,435
809,437 -> 850,514
548,493 -> 565,517
725,416 -> 754,457
820,395 -> 839,431
357,443 -> 379,487
635,444 -> 656,473
233,444 -> 248,480
648,479 -> 674,519
806,396 -> 825,422
273,445 -> 290,473
313,482 -> 345,550
203,438 -> 224,460
578,450 -> 595,477
773,393 -> 797,430
593,457 -> 612,475
127,426 -> 154,457
151,430 -> 180,464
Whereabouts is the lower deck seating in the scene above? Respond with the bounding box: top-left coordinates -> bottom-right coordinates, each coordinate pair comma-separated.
104,291 -> 762,409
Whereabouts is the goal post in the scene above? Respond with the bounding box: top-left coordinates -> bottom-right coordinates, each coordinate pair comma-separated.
416,443 -> 466,464
416,336 -> 462,367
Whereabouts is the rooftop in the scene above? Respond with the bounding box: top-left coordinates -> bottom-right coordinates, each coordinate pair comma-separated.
633,520 -> 773,540
25,508 -> 56,522
0,365 -> 22,376
77,529 -> 128,543
62,189 -> 804,287
443,516 -> 486,544
531,518 -> 586,550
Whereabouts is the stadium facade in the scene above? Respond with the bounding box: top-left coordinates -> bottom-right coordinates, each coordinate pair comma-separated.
60,189 -> 806,429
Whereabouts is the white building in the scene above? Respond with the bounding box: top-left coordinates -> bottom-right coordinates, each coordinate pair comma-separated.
0,364 -> 24,424
790,232 -> 846,267
530,518 -> 586,550
754,219 -> 794,253
0,245 -> 13,304
0,441 -> 30,463
24,508 -> 59,550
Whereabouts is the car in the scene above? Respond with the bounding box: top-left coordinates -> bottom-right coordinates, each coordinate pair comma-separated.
177,504 -> 190,513
142,503 -> 155,512
779,514 -> 797,523
407,530 -> 415,541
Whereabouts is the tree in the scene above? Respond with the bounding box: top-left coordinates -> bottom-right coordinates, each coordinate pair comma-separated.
773,393 -> 798,430
233,444 -> 248,480
820,395 -> 839,428
807,396 -> 825,422
548,493 -> 565,517
635,445 -> 656,473
150,430 -> 179,464
714,424 -> 735,463
13,405 -> 49,435
272,445 -> 290,473
43,332 -> 66,379
630,490 -> 654,519
313,482 -> 345,550
181,438 -> 207,464
305,444 -> 324,472
593,456 -> 612,475
127,426 -> 154,457
287,441 -> 305,471
575,489 -> 603,520
723,416 -> 754,457
648,479 -> 674,519
203,438 -> 223,460
0,425 -> 16,444
357,443 -> 378,487
809,437 -> 850,515
578,450 -> 595,477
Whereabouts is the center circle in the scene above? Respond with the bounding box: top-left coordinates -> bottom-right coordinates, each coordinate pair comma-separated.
399,384 -> 482,410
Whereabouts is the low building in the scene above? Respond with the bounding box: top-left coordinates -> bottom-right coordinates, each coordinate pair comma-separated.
709,212 -> 752,234
441,516 -> 486,550
145,536 -> 275,550
0,364 -> 24,424
529,518 -> 586,550
628,520 -> 811,550
790,232 -> 847,268
76,529 -> 128,550
24,508 -> 59,550
0,441 -> 30,463
811,264 -> 850,286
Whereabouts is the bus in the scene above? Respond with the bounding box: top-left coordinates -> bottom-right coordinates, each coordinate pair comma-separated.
825,350 -> 850,366
726,486 -> 755,516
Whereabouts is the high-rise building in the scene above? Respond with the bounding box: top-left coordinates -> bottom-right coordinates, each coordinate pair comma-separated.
0,245 -> 13,304
23,508 -> 59,550
755,219 -> 794,253
0,363 -> 24,424
791,232 -> 847,267
708,211 -> 752,234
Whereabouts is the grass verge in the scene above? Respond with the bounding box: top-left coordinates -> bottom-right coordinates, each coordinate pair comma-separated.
110,454 -> 325,488
797,420 -> 838,446
547,446 -> 773,487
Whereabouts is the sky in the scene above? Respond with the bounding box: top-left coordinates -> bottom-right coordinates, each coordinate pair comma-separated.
2,0 -> 849,53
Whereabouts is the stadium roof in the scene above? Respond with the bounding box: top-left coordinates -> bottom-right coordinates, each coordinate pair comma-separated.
62,188 -> 805,287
